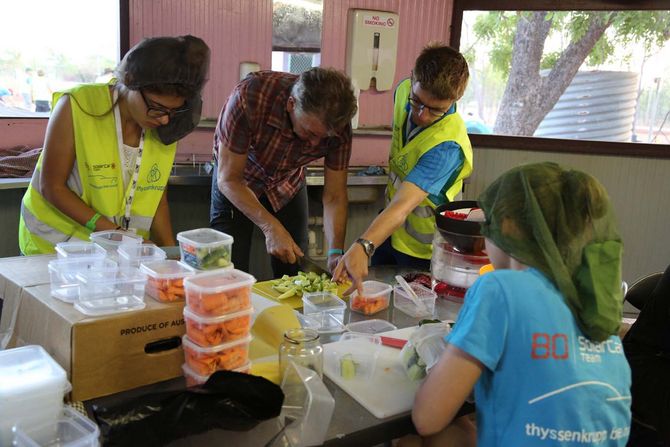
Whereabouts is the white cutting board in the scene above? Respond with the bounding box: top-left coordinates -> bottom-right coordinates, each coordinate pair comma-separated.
323,326 -> 420,419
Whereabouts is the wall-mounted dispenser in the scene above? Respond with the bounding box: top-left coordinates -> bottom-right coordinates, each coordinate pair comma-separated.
346,9 -> 399,92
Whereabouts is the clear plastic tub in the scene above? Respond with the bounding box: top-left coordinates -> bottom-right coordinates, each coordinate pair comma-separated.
345,319 -> 397,334
184,307 -> 254,347
324,332 -> 381,381
177,228 -> 234,270
12,405 -> 100,447
75,268 -> 146,316
89,230 -> 142,259
0,346 -> 70,447
280,363 -> 335,447
48,258 -> 117,303
55,242 -> 106,261
140,260 -> 195,303
302,292 -> 346,333
183,269 -> 255,317
181,361 -> 251,387
182,334 -> 252,376
349,280 -> 392,315
117,244 -> 166,269
393,283 -> 437,318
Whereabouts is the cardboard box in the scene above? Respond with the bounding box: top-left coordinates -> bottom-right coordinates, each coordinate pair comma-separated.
1,256 -> 186,401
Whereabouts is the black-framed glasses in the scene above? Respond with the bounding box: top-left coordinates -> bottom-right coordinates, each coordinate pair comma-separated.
407,95 -> 450,118
139,90 -> 190,119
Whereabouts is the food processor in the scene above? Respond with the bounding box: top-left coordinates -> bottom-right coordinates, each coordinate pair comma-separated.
431,201 -> 490,303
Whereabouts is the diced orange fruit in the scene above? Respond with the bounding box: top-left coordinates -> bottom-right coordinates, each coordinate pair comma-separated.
185,314 -> 251,347
183,343 -> 249,375
186,286 -> 251,316
146,276 -> 186,302
351,295 -> 388,315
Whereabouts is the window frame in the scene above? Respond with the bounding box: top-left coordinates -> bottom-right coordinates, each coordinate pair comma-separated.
450,0 -> 670,158
5,0 -> 129,121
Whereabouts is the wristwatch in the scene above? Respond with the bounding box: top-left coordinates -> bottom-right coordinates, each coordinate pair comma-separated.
356,238 -> 376,258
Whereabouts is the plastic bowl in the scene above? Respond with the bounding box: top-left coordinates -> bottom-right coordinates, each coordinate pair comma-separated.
434,201 -> 486,254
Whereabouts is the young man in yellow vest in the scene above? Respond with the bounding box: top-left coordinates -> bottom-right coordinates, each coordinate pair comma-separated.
334,44 -> 473,294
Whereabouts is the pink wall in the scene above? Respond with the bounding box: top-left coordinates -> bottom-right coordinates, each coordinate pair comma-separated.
1,0 -> 455,166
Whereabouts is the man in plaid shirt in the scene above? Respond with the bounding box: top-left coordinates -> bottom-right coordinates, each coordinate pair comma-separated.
211,68 -> 357,277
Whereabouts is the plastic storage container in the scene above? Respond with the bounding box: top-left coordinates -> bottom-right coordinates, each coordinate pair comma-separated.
12,405 -> 100,447
182,334 -> 252,376
349,280 -> 393,315
302,292 -> 346,334
48,258 -> 117,303
345,319 -> 397,334
117,244 -> 166,269
183,269 -> 255,317
89,230 -> 142,259
75,268 -> 146,316
184,307 -> 253,347
324,332 -> 381,381
280,363 -> 335,447
0,345 -> 70,447
181,361 -> 251,387
140,260 -> 195,303
177,228 -> 234,270
393,283 -> 437,318
55,242 -> 106,261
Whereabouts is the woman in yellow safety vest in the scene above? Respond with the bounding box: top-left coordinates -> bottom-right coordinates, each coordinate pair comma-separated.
19,35 -> 210,255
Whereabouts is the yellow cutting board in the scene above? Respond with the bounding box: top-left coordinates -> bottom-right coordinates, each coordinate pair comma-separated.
253,279 -> 352,309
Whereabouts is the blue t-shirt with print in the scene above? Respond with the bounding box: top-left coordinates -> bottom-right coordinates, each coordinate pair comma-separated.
447,268 -> 632,447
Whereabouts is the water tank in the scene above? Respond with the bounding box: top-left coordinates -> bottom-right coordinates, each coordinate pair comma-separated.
535,71 -> 638,142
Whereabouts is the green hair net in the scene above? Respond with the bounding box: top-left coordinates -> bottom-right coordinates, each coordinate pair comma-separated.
478,162 -> 623,342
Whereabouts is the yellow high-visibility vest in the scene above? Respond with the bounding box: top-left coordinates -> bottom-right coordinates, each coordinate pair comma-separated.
386,79 -> 473,259
19,83 -> 176,255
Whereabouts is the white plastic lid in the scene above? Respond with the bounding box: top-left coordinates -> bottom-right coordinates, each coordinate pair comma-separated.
55,241 -> 106,259
118,244 -> 167,262
183,306 -> 254,325
182,334 -> 252,354
90,230 -> 143,245
0,345 -> 69,399
177,228 -> 234,248
183,268 -> 256,295
345,319 -> 397,334
350,280 -> 392,299
140,260 -> 195,280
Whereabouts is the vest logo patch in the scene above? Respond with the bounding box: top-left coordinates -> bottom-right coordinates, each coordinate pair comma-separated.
396,155 -> 409,173
147,164 -> 161,183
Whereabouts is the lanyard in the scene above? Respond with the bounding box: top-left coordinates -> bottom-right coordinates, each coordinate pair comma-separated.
113,89 -> 145,230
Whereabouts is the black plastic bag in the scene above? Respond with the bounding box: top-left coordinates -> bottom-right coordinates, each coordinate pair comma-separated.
92,370 -> 284,447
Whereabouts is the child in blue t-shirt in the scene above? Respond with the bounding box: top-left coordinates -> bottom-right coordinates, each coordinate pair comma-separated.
408,162 -> 632,447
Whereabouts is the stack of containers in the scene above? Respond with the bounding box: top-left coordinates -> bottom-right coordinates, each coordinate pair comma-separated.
48,242 -> 109,303
181,269 -> 256,386
0,345 -> 71,446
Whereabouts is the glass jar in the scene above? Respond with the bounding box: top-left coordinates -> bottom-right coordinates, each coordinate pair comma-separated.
279,328 -> 323,380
